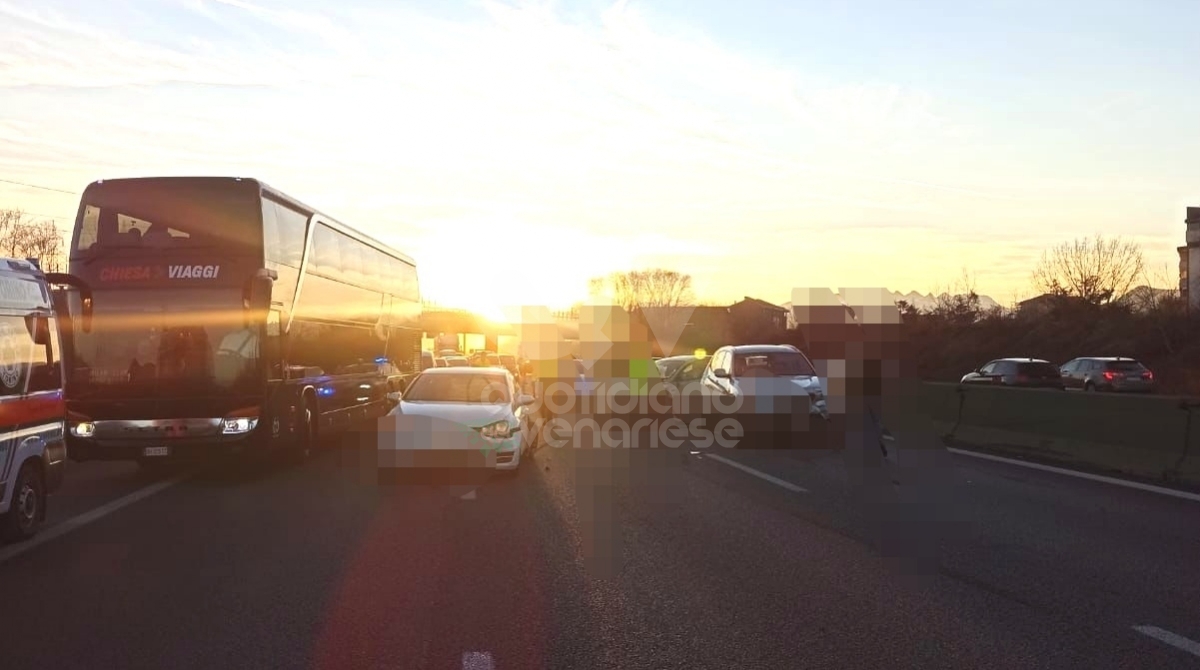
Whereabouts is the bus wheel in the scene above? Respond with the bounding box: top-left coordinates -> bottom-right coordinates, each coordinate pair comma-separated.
2,462 -> 45,542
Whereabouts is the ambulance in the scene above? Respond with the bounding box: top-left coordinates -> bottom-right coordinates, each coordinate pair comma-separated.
0,259 -> 75,541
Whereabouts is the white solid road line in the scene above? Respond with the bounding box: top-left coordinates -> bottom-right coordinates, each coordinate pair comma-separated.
947,448 -> 1200,503
703,453 -> 809,494
0,476 -> 185,564
462,651 -> 494,669
1133,625 -> 1200,658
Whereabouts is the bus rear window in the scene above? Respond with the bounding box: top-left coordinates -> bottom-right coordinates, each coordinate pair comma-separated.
75,206 -> 190,251
74,180 -> 261,253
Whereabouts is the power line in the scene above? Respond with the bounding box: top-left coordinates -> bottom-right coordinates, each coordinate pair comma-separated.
16,211 -> 73,221
0,178 -> 76,195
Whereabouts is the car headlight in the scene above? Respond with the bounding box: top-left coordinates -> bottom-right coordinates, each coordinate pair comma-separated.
479,421 -> 513,439
222,417 -> 259,435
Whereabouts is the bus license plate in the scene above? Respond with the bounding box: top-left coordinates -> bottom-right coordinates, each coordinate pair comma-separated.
142,446 -> 170,457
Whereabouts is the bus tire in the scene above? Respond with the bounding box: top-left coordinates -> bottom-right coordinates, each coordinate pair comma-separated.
2,461 -> 45,542
290,399 -> 317,463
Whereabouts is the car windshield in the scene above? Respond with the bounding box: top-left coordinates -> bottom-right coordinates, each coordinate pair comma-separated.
403,373 -> 510,404
1106,361 -> 1147,372
672,357 -> 711,382
733,351 -> 816,377
656,357 -> 690,378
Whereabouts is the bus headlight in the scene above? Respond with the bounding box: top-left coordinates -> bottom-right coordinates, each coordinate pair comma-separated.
222,417 -> 259,434
71,421 -> 96,438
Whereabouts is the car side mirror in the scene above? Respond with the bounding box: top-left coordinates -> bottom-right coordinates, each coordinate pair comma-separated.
517,394 -> 534,406
46,273 -> 93,333
386,391 -> 402,405
713,368 -> 729,379
26,314 -> 50,346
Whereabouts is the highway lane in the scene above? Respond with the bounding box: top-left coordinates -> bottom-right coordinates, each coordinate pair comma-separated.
40,461 -> 165,529
698,436 -> 1200,664
0,426 -> 1197,668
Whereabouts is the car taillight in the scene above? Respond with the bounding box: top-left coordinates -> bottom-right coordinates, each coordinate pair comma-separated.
1143,370 -> 1153,380
1103,371 -> 1115,381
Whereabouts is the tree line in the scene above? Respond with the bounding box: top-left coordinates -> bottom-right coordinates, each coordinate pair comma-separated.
590,236 -> 1200,394
905,235 -> 1200,393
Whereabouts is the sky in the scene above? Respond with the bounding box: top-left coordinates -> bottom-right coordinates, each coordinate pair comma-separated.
2,0 -> 1199,314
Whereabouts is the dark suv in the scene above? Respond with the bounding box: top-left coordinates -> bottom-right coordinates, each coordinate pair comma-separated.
961,358 -> 1065,389
1059,357 -> 1155,393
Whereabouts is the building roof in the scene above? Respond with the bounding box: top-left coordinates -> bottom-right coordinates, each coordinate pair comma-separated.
732,296 -> 787,312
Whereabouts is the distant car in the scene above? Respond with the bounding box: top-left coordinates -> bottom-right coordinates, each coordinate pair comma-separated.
961,358 -> 1064,389
1060,357 -> 1155,393
662,355 -> 711,390
383,368 -> 535,473
655,355 -> 696,380
700,345 -> 828,418
433,358 -> 449,368
470,351 -> 503,368
443,356 -> 469,368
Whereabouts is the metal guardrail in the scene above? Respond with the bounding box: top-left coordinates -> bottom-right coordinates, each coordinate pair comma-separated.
933,382 -> 1198,484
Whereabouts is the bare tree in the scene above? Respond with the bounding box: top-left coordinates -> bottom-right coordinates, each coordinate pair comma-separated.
18,220 -> 65,272
930,268 -> 982,326
0,208 -> 67,272
1032,235 -> 1144,305
589,269 -> 695,356
0,209 -> 23,255
1118,263 -> 1179,314
589,268 -> 694,311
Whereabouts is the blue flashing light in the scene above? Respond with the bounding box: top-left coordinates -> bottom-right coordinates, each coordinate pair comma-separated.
375,356 -> 388,364
318,387 -> 335,397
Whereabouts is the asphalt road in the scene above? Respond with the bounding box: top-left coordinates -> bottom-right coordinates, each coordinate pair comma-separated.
2,426 -> 1199,669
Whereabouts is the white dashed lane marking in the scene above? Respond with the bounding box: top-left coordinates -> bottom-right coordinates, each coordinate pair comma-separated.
1133,625 -> 1200,658
702,453 -> 809,494
0,476 -> 185,564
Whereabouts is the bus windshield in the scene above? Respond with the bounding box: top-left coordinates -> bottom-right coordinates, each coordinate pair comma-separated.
65,288 -> 260,399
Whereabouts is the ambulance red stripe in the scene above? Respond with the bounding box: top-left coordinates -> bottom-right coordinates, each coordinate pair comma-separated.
0,391 -> 66,430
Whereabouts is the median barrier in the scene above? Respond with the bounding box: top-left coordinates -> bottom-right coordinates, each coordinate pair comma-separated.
922,382 -> 1200,486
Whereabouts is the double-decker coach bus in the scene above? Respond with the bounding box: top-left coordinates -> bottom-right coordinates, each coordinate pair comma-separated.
54,177 -> 421,467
